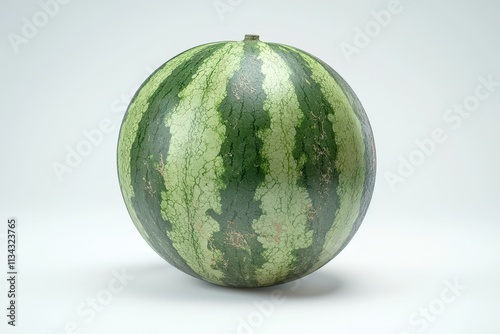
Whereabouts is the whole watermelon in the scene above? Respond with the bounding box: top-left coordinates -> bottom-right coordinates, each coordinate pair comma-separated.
117,35 -> 376,288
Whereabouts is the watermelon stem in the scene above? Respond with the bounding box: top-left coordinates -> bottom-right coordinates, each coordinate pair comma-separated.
244,34 -> 260,41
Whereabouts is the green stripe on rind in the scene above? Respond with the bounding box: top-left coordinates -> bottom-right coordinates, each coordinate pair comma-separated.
206,40 -> 269,288
323,68 -> 376,243
117,43 -> 216,245
266,44 -> 340,279
161,42 -> 246,285
119,43 -> 227,280
251,42 -> 314,286
280,46 -> 367,273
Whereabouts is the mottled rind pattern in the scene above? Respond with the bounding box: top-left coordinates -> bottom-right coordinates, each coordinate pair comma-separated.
117,37 -> 376,287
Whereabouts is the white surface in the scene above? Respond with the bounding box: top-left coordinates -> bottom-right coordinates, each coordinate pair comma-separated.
1,0 -> 499,333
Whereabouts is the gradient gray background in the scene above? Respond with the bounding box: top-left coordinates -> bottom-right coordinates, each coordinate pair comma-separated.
1,0 -> 499,333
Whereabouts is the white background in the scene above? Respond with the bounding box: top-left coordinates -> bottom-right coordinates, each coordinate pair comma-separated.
1,0 -> 499,333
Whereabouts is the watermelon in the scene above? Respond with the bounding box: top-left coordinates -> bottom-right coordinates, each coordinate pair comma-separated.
117,34 -> 376,288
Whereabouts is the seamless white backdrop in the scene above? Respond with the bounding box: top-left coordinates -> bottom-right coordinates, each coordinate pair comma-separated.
1,0 -> 499,333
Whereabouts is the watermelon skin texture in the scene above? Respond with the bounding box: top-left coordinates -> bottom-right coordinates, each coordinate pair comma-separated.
117,35 -> 376,288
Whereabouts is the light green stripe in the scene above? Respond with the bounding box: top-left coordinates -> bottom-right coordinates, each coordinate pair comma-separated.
161,42 -> 245,285
291,48 -> 366,272
252,43 -> 314,286
117,43 -> 215,243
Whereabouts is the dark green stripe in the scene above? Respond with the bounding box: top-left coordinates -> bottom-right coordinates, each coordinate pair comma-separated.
267,44 -> 340,277
129,44 -> 225,279
315,59 -> 376,243
207,41 -> 269,287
